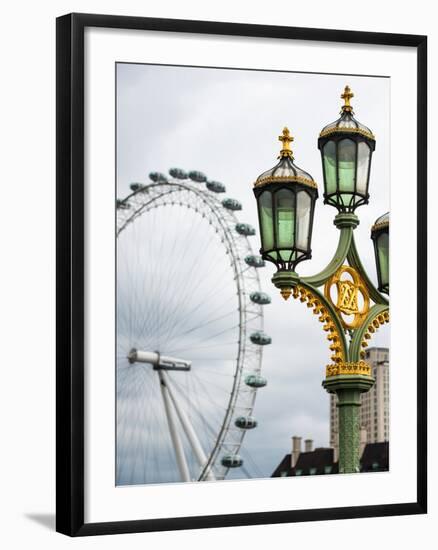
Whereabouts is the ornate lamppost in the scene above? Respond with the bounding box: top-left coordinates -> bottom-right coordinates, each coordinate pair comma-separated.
253,87 -> 389,473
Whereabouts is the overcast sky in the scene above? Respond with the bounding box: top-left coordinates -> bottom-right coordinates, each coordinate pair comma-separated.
116,62 -> 390,484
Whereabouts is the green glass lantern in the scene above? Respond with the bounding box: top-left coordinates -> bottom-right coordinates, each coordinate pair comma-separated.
318,86 -> 376,213
253,128 -> 318,299
371,212 -> 389,294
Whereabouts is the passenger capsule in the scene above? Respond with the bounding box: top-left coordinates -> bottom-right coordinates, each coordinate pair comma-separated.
235,223 -> 256,236
235,416 -> 258,429
250,331 -> 272,345
116,199 -> 130,210
188,170 -> 207,183
245,374 -> 267,388
244,255 -> 265,268
250,292 -> 271,305
206,180 -> 226,193
149,172 -> 168,183
130,182 -> 146,192
169,167 -> 188,180
222,198 -> 242,211
221,454 -> 243,468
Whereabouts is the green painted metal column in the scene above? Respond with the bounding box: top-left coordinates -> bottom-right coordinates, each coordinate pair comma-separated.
323,373 -> 375,473
336,388 -> 362,473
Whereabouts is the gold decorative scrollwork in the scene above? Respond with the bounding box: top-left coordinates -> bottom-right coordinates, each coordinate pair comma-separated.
253,174 -> 318,190
324,265 -> 370,330
292,285 -> 345,364
325,361 -> 371,378
359,310 -> 390,358
319,126 -> 375,141
370,219 -> 389,232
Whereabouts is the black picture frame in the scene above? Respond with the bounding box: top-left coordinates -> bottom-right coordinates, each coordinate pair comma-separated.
56,12 -> 427,537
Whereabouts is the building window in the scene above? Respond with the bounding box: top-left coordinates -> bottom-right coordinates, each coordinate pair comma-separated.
324,466 -> 332,474
280,471 -> 288,477
372,462 -> 380,470
309,468 -> 317,475
295,469 -> 302,476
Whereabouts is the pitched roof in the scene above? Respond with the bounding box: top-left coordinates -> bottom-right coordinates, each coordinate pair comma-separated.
271,442 -> 389,477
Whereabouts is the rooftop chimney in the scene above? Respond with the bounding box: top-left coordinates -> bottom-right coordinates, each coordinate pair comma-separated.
291,436 -> 302,468
304,439 -> 313,453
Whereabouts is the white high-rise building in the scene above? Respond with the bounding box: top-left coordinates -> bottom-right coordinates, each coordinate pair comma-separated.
330,347 -> 389,458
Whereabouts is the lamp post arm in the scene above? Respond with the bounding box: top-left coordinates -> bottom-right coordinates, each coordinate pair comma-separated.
293,281 -> 350,363
349,304 -> 390,361
302,226 -> 353,287
347,234 -> 388,306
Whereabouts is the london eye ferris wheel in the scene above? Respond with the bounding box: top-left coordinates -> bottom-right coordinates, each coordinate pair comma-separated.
116,168 -> 272,485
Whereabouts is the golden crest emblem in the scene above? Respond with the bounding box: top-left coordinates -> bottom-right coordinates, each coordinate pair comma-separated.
324,266 -> 370,329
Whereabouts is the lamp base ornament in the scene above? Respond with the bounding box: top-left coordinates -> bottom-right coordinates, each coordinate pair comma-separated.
325,360 -> 371,378
271,270 -> 300,300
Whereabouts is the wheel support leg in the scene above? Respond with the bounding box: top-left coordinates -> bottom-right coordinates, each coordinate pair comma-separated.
160,370 -> 216,481
158,371 -> 191,482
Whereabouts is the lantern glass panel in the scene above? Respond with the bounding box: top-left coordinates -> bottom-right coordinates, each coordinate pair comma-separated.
377,232 -> 389,289
356,141 -> 371,194
323,141 -> 337,194
267,251 -> 279,262
259,190 -> 274,251
338,138 -> 356,193
275,188 -> 295,251
296,191 -> 311,250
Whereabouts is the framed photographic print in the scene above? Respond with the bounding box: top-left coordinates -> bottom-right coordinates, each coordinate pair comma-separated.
56,13 -> 427,536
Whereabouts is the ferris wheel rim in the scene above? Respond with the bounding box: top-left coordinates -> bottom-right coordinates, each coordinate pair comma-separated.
117,176 -> 265,482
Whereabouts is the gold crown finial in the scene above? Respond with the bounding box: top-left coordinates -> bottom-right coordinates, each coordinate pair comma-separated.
278,127 -> 294,159
341,85 -> 354,112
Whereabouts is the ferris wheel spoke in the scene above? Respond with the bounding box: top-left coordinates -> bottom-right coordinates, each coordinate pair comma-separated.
151,198 -> 233,337
176,310 -> 238,341
171,372 -> 228,419
161,296 -> 236,352
129,202 -> 236,354
166,260 -> 236,322
167,323 -> 241,354
121,367 -> 179,484
192,366 -> 235,376
117,365 -> 154,483
157,286 -> 237,353
122,370 -> 156,460
191,371 -> 235,394
169,372 -> 225,474
154,246 -> 235,347
131,206 -> 211,349
149,205 -> 203,347
117,365 -> 150,430
240,446 -> 264,479
117,363 -> 144,428
166,340 -> 238,356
